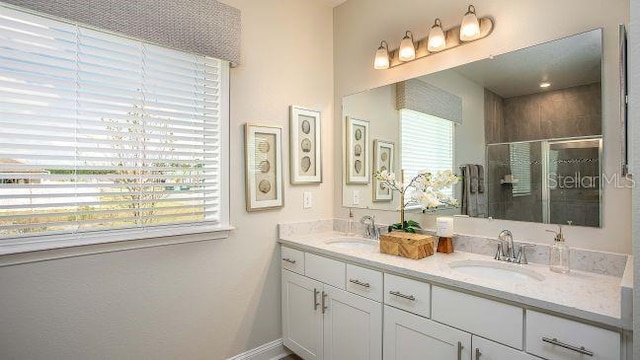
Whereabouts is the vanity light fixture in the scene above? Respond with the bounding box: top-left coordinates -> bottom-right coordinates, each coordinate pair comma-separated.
373,4 -> 493,70
374,41 -> 391,69
398,31 -> 416,61
460,5 -> 481,41
427,18 -> 446,52
540,82 -> 551,88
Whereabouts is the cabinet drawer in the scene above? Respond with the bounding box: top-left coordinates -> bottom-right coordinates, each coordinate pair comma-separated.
281,246 -> 305,275
384,273 -> 431,318
432,286 -> 523,349
526,310 -> 620,360
305,253 -> 346,289
346,264 -> 383,302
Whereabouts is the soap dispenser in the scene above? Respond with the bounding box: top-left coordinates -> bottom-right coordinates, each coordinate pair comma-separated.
547,225 -> 570,273
347,208 -> 356,236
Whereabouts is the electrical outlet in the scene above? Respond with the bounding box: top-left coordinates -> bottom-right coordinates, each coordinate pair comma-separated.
353,190 -> 360,205
303,192 -> 313,209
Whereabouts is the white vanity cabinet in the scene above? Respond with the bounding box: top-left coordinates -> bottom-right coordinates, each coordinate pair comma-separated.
384,305 -> 471,360
281,247 -> 383,360
280,245 -> 624,360
282,269 -> 324,360
322,285 -> 382,360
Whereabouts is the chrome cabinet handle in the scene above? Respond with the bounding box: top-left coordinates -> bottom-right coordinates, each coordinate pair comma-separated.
282,258 -> 296,264
313,288 -> 320,311
542,337 -> 594,356
321,291 -> 328,314
475,347 -> 481,360
349,279 -> 370,288
389,290 -> 415,301
457,341 -> 463,360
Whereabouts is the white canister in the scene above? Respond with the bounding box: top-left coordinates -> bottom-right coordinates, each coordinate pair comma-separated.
436,217 -> 455,237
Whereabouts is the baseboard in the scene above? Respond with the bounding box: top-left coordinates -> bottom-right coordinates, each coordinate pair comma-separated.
227,338 -> 291,360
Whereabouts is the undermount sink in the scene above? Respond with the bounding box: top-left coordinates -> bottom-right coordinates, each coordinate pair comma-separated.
449,260 -> 545,282
325,237 -> 378,250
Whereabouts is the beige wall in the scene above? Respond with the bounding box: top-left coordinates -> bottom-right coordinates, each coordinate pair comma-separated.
630,0 -> 639,356
342,84 -> 400,210
334,0 -> 632,254
0,1 -> 334,359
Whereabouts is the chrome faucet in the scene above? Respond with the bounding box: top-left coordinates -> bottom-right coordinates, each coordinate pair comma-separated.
360,215 -> 379,240
498,230 -> 516,261
493,230 -> 535,264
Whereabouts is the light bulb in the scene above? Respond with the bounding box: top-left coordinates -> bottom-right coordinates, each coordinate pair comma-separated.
460,5 -> 480,41
373,41 -> 390,69
428,19 -> 446,52
398,31 -> 416,62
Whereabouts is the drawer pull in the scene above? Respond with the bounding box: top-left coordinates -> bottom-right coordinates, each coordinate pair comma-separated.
542,337 -> 594,356
389,290 -> 416,301
313,288 -> 320,311
457,341 -> 463,360
349,279 -> 371,288
322,291 -> 328,314
282,258 -> 296,264
475,348 -> 481,360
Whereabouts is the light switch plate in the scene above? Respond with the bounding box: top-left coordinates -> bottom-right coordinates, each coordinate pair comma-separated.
303,192 -> 313,209
353,190 -> 360,205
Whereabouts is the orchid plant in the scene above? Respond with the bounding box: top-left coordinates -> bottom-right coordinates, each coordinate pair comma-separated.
375,169 -> 461,232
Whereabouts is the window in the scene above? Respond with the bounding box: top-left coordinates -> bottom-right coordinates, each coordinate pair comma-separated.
400,108 -> 454,196
509,142 -> 532,196
0,6 -> 229,247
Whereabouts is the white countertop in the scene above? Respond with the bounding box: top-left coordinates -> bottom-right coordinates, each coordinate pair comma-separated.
279,231 -> 628,330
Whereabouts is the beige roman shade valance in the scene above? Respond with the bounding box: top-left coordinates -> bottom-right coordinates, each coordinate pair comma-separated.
1,0 -> 241,65
396,79 -> 463,124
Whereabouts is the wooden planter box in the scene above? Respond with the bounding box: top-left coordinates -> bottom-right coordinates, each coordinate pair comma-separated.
379,232 -> 436,260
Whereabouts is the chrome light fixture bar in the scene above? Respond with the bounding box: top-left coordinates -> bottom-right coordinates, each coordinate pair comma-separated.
374,5 -> 494,70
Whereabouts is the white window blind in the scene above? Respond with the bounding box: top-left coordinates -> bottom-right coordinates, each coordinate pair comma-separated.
400,108 -> 454,196
0,6 -> 228,242
509,142 -> 532,196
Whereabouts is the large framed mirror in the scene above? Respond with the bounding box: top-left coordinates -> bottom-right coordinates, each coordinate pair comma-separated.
342,29 -> 603,228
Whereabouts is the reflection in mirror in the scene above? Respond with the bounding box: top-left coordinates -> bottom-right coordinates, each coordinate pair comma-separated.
342,29 -> 603,227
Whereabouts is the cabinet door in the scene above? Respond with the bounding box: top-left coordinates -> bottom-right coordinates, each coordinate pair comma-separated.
323,285 -> 382,360
282,270 -> 324,360
472,336 -> 537,360
384,305 -> 472,360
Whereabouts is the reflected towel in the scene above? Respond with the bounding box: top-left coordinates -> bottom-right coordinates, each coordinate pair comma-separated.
477,165 -> 485,194
470,164 -> 479,194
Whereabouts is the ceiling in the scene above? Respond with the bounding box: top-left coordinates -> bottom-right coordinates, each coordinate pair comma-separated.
319,0 -> 347,7
452,30 -> 602,98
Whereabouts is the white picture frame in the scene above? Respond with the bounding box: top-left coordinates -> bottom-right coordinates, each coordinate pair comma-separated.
245,123 -> 284,211
373,140 -> 394,202
346,116 -> 370,184
290,106 -> 322,184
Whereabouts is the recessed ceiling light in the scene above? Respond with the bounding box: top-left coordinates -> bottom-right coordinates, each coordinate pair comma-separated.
539,82 -> 551,88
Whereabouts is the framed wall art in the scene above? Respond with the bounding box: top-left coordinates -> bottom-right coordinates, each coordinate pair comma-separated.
290,106 -> 322,184
346,116 -> 370,184
372,140 -> 394,202
245,124 -> 284,211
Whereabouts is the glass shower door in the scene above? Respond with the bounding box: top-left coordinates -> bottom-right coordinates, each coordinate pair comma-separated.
545,138 -> 602,227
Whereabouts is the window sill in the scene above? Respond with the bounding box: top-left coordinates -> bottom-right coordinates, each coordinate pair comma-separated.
0,225 -> 234,267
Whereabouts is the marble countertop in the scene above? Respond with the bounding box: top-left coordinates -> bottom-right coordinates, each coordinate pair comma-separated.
279,231 -> 628,330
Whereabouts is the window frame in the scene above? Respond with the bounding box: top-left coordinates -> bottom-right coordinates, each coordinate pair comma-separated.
0,5 -> 232,256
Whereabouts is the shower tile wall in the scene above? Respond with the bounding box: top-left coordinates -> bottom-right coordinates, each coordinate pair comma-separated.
486,83 -> 602,143
484,83 -> 602,225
